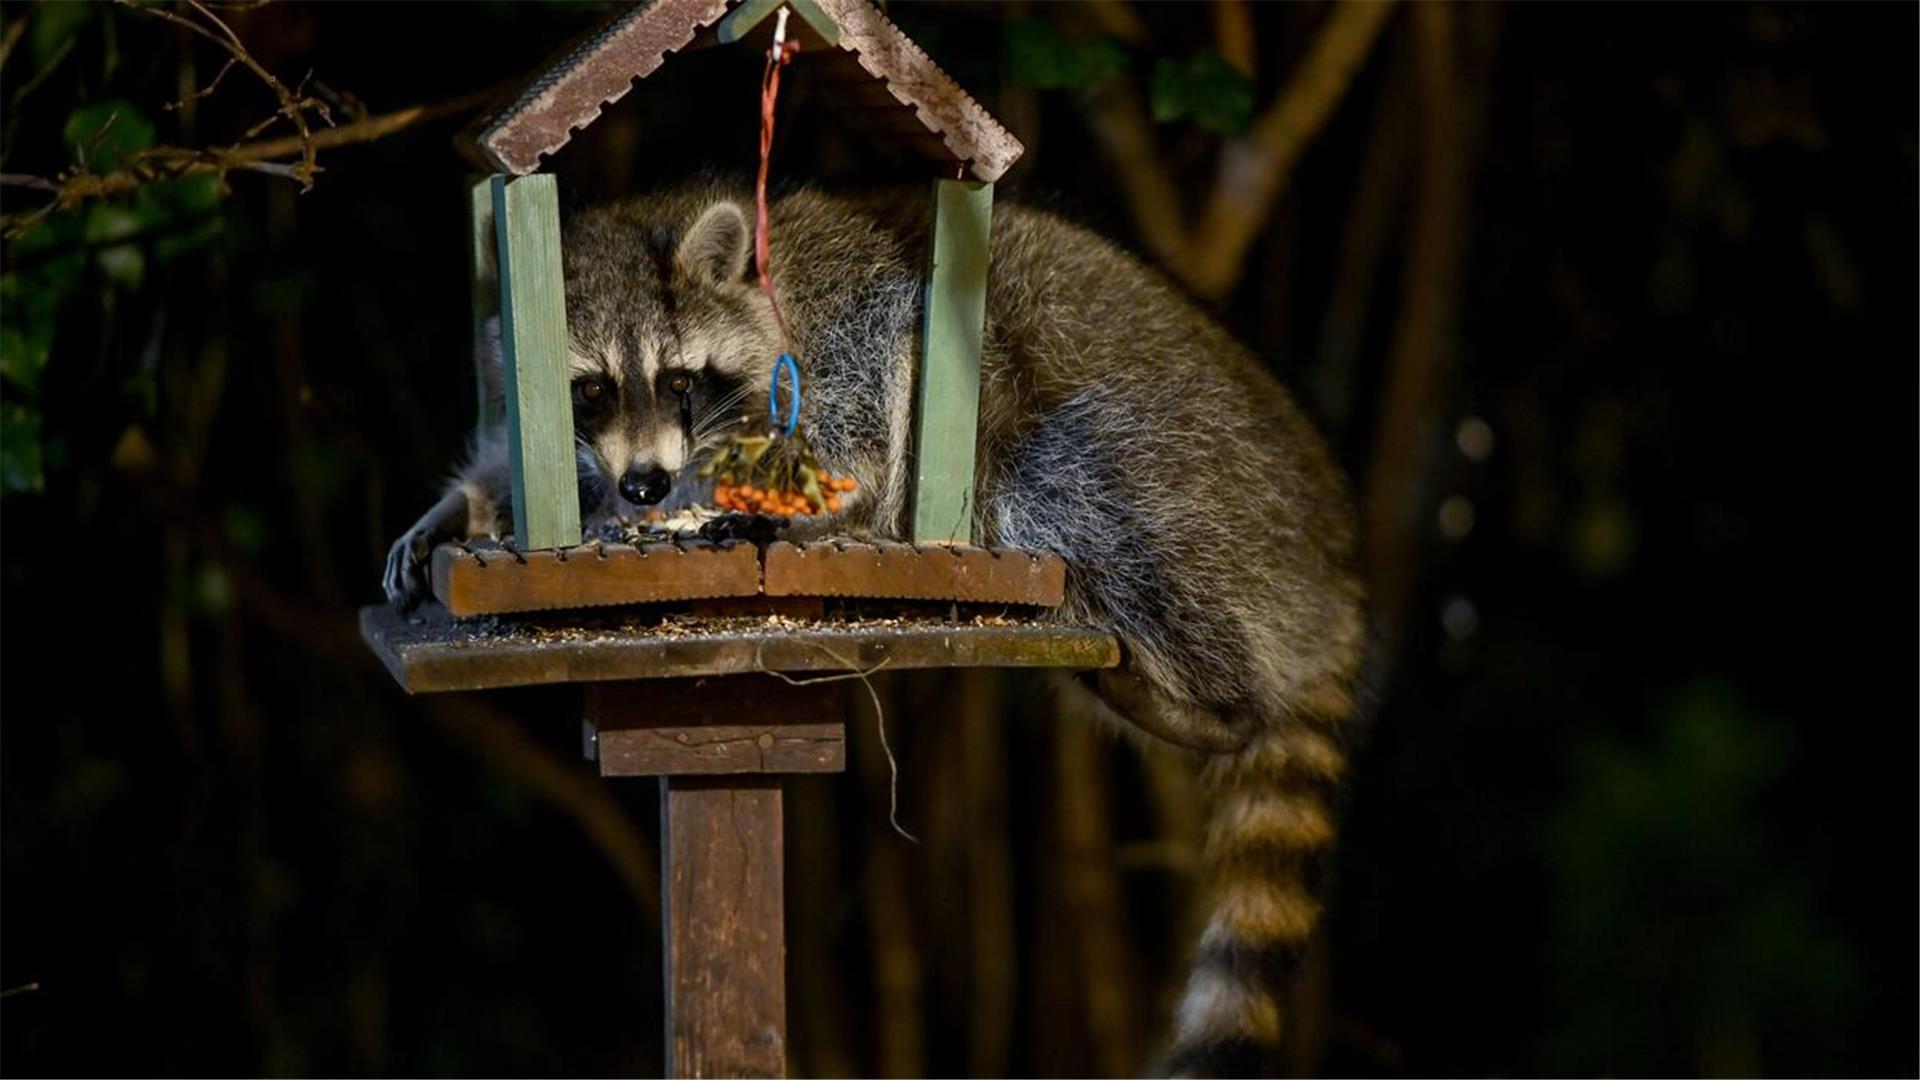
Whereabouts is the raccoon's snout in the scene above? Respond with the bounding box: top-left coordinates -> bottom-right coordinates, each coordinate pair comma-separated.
619,465 -> 672,506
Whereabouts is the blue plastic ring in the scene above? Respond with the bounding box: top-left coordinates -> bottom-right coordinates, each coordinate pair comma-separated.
770,351 -> 801,437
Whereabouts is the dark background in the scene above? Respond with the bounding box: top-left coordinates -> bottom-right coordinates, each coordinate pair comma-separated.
2,2 -> 1914,1076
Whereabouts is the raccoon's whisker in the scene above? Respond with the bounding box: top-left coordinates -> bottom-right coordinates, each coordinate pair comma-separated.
692,387 -> 755,437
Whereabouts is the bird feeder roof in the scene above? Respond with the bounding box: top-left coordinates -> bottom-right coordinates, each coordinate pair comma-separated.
465,0 -> 1025,182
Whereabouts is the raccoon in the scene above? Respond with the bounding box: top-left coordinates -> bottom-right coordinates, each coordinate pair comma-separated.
383,184 -> 1364,1078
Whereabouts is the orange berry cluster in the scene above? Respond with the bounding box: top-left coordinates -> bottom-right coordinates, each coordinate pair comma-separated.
713,473 -> 856,517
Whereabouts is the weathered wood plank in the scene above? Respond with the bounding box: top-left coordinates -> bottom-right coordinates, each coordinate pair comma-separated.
430,540 -> 761,616
911,179 -> 993,544
585,677 -> 845,776
808,0 -> 1025,181
763,541 -> 1064,606
493,173 -> 582,550
662,776 -> 787,1078
358,603 -> 1120,694
469,176 -> 500,430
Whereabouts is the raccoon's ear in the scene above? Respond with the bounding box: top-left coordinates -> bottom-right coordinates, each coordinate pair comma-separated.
676,201 -> 752,286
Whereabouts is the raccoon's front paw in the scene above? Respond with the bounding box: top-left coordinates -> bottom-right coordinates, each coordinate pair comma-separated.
382,525 -> 436,609
382,490 -> 471,609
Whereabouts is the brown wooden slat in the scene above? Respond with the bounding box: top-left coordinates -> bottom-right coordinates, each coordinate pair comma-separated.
430,540 -> 761,615
762,541 -> 1066,606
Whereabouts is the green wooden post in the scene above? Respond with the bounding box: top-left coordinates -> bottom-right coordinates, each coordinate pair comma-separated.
715,0 -> 840,45
911,179 -> 994,544
492,173 -> 582,550
468,176 -> 499,432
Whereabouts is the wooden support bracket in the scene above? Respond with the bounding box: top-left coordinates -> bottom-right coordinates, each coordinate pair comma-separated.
585,677 -> 844,777
493,173 -> 582,550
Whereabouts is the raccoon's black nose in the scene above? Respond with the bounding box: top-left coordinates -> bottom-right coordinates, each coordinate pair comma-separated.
619,466 -> 672,505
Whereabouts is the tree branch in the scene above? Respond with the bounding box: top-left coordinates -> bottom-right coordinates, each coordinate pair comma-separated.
1178,0 -> 1399,302
1079,80 -> 1191,269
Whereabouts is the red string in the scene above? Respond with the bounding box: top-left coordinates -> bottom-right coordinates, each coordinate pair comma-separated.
755,31 -> 800,354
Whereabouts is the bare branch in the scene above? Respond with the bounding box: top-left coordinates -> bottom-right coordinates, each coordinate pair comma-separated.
2,86 -> 497,238
1079,81 -> 1190,269
0,173 -> 61,192
1178,0 -> 1399,301
225,86 -> 495,162
165,55 -> 238,112
1211,0 -> 1257,79
0,9 -> 30,72
1082,0 -> 1148,45
117,0 -> 325,187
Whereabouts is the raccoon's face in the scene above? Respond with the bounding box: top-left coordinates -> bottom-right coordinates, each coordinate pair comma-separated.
561,199 -> 782,511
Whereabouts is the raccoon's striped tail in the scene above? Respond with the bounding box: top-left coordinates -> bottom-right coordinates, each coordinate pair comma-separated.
1159,682 -> 1352,1079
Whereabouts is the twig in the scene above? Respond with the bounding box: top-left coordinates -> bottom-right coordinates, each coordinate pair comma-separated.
0,173 -> 59,192
1,86 -> 497,238
165,55 -> 237,111
117,0 -> 329,187
225,87 -> 495,162
0,10 -> 30,72
0,982 -> 41,1000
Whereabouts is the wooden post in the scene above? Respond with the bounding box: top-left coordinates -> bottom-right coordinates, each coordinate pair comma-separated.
469,176 -> 500,431
911,179 -> 994,544
661,776 -> 787,1079
492,173 -> 581,550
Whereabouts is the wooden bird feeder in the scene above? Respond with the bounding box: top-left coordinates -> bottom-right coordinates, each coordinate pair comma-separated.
361,3 -> 1115,1077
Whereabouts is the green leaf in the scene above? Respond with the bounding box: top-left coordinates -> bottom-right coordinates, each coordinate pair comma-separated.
85,205 -> 147,289
1151,50 -> 1255,136
62,99 -> 155,171
1,402 -> 46,495
0,273 -> 56,394
1006,17 -> 1127,90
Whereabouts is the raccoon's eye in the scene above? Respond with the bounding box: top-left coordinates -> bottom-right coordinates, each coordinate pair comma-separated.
666,371 -> 692,395
573,377 -> 612,408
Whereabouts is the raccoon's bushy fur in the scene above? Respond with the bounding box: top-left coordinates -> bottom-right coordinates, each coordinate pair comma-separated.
386,184 -> 1364,1077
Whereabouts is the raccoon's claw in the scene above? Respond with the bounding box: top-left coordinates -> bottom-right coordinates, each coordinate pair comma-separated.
382,527 -> 433,610
382,489 -> 471,610
697,511 -> 789,546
